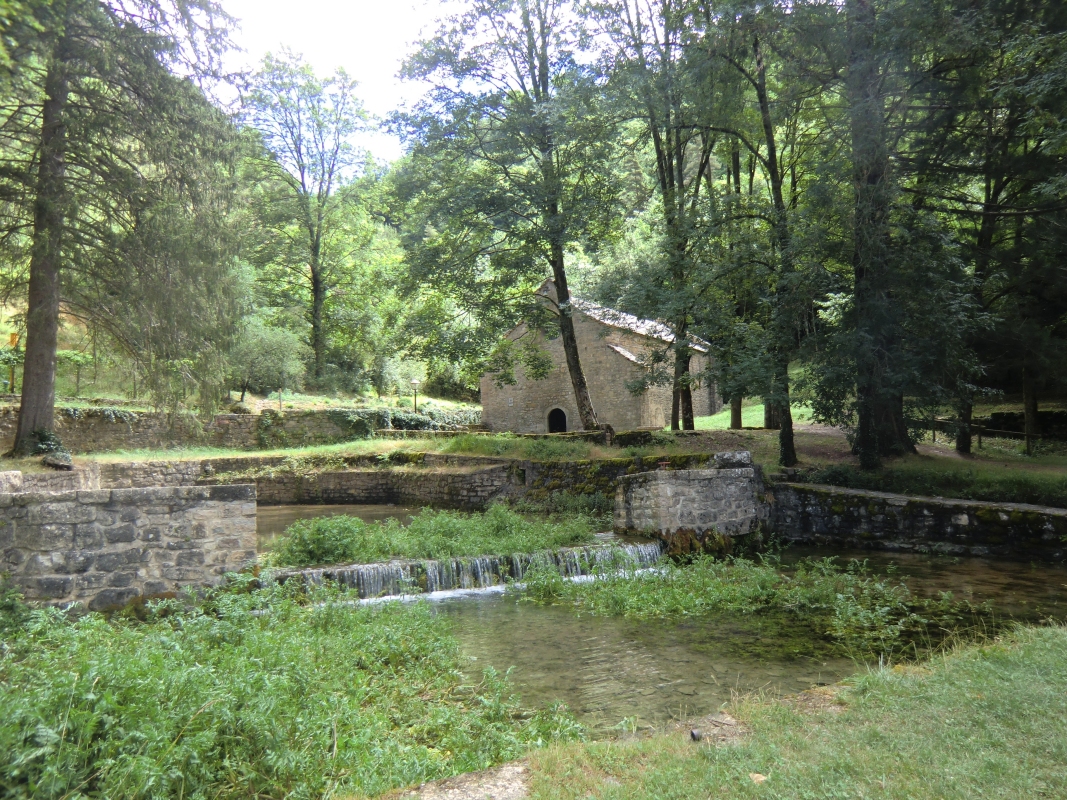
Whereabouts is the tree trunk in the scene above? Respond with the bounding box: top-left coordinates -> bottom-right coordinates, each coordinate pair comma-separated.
310,255 -> 325,383
955,395 -> 972,455
13,44 -> 70,456
763,400 -> 780,429
730,395 -> 743,429
848,0 -> 913,468
752,33 -> 799,466
671,386 -> 680,431
551,258 -> 599,431
774,356 -> 798,466
680,352 -> 694,431
1023,367 -> 1040,454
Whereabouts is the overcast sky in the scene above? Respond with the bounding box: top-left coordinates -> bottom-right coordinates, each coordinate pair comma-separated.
221,0 -> 452,161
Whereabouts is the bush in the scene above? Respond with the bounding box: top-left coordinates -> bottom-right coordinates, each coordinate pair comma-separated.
269,504 -> 598,567
0,582 -> 583,798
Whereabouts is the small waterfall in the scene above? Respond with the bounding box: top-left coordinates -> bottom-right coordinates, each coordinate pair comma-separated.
272,541 -> 664,600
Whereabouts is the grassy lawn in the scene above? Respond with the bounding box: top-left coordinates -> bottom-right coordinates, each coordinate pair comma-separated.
265,505 -> 599,567
686,402 -> 815,431
527,624 -> 1067,799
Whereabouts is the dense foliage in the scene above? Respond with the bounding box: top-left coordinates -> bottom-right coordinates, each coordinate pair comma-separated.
0,580 -> 583,798
268,504 -> 598,567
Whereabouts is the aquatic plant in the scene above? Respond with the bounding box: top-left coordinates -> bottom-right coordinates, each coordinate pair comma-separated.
267,504 -> 599,567
520,555 -> 987,659
0,578 -> 583,798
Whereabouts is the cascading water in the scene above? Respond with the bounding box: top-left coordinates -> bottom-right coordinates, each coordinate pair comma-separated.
271,541 -> 665,600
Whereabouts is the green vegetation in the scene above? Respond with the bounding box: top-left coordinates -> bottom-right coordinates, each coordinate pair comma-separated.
441,433 -> 594,461
0,579 -> 583,799
267,505 -> 599,567
808,461 -> 1067,509
677,403 -> 815,431
528,624 -> 1067,799
520,556 -> 986,659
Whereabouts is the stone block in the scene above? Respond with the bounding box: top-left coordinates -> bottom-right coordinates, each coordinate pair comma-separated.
25,575 -> 73,599
176,550 -> 206,566
104,524 -> 137,544
16,523 -> 75,550
88,587 -> 141,611
72,523 -> 105,549
58,550 -> 96,574
108,571 -> 139,587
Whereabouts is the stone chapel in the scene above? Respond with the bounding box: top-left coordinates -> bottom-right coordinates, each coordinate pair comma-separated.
480,281 -> 721,433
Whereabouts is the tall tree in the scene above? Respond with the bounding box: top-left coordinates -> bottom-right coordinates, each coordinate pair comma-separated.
399,0 -> 619,431
242,50 -> 367,383
0,0 -> 234,454
592,0 -> 722,431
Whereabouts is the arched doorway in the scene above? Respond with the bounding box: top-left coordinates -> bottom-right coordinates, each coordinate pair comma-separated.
547,408 -> 567,433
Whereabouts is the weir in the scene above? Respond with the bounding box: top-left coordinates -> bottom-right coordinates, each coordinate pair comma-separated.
271,541 -> 665,599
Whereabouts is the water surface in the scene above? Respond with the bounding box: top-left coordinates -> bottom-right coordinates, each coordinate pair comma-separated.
783,546 -> 1067,620
440,594 -> 851,731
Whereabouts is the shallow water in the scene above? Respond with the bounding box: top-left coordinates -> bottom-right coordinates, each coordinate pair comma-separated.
438,547 -> 1067,730
256,504 -> 421,551
783,546 -> 1067,621
439,595 -> 852,731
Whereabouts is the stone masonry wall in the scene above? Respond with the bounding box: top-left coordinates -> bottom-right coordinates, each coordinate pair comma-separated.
244,465 -> 514,509
771,483 -> 1067,561
1,485 -> 257,609
614,464 -> 767,553
0,407 -> 385,454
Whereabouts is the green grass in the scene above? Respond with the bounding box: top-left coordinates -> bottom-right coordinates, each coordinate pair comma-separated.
267,504 -> 600,568
520,556 -> 987,660
0,579 -> 583,799
528,624 -> 1067,799
685,403 -> 815,431
808,459 -> 1067,508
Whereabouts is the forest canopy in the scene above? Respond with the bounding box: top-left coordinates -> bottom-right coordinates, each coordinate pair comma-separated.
0,0 -> 1061,465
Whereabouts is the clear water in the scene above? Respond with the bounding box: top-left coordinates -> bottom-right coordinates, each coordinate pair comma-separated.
256,504 -> 421,551
783,546 -> 1067,621
439,595 -> 852,731
437,547 -> 1067,731
259,504 -> 1067,730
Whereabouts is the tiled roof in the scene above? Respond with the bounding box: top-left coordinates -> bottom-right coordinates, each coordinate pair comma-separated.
572,297 -> 709,354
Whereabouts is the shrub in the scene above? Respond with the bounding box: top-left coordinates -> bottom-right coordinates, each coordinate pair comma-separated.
269,504 -> 598,567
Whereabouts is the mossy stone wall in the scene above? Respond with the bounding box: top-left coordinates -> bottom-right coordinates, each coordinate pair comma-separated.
772,483 -> 1067,561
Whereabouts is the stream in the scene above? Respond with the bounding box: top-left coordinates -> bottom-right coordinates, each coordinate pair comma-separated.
257,503 -> 1067,731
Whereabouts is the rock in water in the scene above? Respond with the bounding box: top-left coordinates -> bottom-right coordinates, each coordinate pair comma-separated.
42,451 -> 73,470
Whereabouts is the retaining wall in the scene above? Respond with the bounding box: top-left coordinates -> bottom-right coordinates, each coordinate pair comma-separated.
771,483 -> 1067,561
0,484 -> 257,609
0,407 -> 399,454
244,465 -> 515,510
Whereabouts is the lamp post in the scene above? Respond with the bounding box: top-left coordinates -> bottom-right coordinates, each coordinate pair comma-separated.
411,378 -> 420,414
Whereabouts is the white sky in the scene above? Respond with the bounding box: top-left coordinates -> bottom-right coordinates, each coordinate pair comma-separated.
221,0 -> 453,162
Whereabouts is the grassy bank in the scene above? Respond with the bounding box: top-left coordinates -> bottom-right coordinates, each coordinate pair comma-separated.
0,579 -> 582,799
266,505 -> 599,567
520,556 -> 986,659
807,460 -> 1067,509
527,624 -> 1067,799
